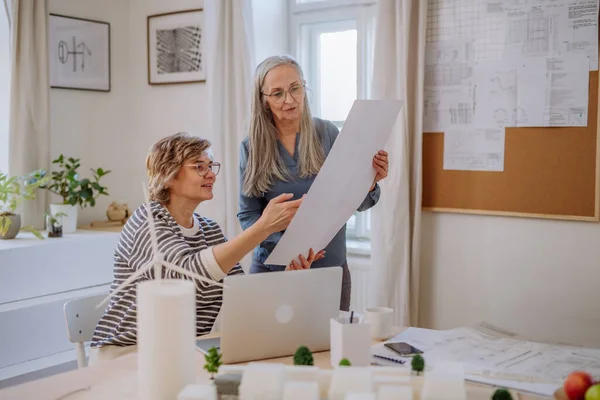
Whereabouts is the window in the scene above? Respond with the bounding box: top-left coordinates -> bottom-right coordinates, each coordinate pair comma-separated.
0,8 -> 10,174
289,0 -> 376,249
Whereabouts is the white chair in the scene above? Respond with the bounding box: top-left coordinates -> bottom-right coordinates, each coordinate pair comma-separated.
63,293 -> 108,368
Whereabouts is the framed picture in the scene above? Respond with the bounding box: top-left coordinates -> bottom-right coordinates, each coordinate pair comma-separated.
147,9 -> 205,85
48,14 -> 111,92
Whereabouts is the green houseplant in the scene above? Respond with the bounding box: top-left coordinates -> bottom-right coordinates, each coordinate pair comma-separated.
0,170 -> 50,239
41,155 -> 110,233
411,354 -> 425,375
293,345 -> 314,366
338,358 -> 351,366
203,346 -> 223,380
46,211 -> 67,238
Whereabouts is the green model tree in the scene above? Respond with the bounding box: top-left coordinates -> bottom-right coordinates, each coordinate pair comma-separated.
293,345 -> 314,366
204,346 -> 222,379
339,358 -> 351,366
492,388 -> 513,400
411,354 -> 425,375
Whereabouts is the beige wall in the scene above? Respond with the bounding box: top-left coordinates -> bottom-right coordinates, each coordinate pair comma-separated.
0,7 -> 10,173
49,0 -> 133,224
48,0 -> 288,227
420,211 -> 600,348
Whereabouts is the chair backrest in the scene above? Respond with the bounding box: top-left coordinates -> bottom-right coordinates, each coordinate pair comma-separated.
63,293 -> 108,344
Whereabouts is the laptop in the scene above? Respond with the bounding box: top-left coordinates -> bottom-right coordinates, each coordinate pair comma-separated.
196,267 -> 342,364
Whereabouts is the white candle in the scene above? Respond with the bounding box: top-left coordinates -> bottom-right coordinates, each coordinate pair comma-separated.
138,279 -> 196,400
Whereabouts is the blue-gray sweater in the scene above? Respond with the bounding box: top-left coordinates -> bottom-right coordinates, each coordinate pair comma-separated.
237,117 -> 381,270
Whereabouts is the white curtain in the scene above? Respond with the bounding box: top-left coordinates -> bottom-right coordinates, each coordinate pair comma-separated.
6,0 -> 50,228
205,0 -> 255,240
369,0 -> 427,327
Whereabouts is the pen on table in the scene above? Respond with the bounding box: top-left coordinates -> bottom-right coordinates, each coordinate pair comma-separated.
350,311 -> 354,324
373,354 -> 405,364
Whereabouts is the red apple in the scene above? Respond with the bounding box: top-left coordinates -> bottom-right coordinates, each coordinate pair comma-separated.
564,371 -> 594,400
586,384 -> 600,400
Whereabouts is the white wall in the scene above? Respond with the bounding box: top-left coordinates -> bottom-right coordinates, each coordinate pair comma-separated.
47,0 -> 288,227
48,0 -> 132,225
0,7 -> 9,174
420,212 -> 600,348
252,0 -> 289,66
126,0 -> 229,224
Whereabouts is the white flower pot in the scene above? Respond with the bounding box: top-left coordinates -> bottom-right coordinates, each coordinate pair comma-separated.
50,204 -> 78,233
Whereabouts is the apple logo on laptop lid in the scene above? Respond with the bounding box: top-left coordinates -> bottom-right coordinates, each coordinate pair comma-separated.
276,303 -> 294,324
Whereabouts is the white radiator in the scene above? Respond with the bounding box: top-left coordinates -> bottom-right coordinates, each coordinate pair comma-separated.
348,257 -> 371,314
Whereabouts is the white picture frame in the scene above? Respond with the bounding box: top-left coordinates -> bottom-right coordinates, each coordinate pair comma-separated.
147,9 -> 205,85
48,14 -> 111,92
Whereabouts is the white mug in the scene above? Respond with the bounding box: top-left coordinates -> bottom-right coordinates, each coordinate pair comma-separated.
364,307 -> 393,340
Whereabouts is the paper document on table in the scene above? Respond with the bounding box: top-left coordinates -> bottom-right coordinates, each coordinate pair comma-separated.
517,54 -> 590,126
372,326 -> 600,387
264,100 -> 403,266
443,128 -> 505,171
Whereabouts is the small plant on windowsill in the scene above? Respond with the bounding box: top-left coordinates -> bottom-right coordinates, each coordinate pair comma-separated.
40,155 -> 111,233
0,170 -> 50,240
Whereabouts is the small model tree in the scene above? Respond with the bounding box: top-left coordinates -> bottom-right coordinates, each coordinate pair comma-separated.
411,354 -> 425,375
492,388 -> 513,400
339,358 -> 351,366
293,345 -> 314,366
204,346 -> 222,379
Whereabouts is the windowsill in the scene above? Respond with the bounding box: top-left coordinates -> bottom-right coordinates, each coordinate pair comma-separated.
346,238 -> 371,257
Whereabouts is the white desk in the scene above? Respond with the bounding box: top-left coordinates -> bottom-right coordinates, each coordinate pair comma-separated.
0,230 -> 118,379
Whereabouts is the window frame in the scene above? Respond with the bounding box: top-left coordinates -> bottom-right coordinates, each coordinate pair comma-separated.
289,0 -> 376,244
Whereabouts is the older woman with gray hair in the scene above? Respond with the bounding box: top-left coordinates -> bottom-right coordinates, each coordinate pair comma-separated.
238,55 -> 389,311
90,132 -> 310,364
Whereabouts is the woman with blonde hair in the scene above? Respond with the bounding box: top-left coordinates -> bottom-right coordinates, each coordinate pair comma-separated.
238,55 -> 389,311
90,132 -> 314,364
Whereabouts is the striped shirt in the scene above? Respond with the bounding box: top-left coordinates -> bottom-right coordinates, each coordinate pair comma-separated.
91,201 -> 244,348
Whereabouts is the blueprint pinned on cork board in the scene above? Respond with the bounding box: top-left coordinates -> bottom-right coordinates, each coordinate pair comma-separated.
425,0 -> 599,171
265,100 -> 403,266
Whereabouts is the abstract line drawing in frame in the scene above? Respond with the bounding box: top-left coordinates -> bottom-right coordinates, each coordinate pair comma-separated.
147,9 -> 205,85
48,14 -> 111,92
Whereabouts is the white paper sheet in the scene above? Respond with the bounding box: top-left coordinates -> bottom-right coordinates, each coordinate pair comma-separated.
424,0 -> 597,134
372,326 -> 600,396
373,327 -> 600,381
517,54 -> 590,126
264,100 -> 403,266
472,59 -> 519,128
443,128 -> 505,171
424,87 -> 475,132
563,0 -> 599,70
503,1 -> 564,59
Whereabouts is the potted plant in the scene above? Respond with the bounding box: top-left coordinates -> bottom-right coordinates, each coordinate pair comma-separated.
46,211 -> 67,238
0,170 -> 49,240
41,155 -> 110,233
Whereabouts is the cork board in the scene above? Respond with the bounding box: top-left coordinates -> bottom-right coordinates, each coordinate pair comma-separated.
422,71 -> 600,221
